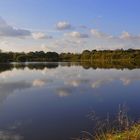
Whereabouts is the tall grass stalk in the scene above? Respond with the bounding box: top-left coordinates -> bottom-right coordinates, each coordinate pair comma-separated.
73,104 -> 140,140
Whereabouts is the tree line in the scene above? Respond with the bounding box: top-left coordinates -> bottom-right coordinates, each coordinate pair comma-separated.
0,49 -> 140,63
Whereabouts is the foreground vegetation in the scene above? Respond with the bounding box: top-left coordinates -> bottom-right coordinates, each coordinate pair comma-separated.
75,124 -> 140,140
75,105 -> 140,140
104,124 -> 140,140
0,49 -> 140,63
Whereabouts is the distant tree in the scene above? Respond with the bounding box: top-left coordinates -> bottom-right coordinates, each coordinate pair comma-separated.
0,49 -> 140,63
16,55 -> 27,62
46,52 -> 59,61
0,53 -> 10,62
81,50 -> 91,61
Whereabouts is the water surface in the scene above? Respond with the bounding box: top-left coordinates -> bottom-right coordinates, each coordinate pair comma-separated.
0,62 -> 140,140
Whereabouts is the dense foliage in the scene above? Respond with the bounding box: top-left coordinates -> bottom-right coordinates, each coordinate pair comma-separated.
0,51 -> 59,62
0,49 -> 140,62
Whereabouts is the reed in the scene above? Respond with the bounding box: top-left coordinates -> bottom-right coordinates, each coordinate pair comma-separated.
73,104 -> 140,140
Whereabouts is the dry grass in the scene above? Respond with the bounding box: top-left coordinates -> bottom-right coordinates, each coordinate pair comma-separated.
73,104 -> 140,140
101,124 -> 140,140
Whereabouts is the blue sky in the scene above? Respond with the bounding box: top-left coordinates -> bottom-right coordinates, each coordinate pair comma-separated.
0,0 -> 140,52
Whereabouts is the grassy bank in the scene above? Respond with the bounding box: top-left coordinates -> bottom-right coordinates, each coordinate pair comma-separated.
75,122 -> 140,140
96,124 -> 140,140
75,105 -> 140,140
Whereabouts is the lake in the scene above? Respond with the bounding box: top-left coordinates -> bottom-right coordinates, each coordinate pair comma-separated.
0,62 -> 140,140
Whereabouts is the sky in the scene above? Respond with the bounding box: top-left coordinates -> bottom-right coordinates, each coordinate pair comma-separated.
0,0 -> 140,53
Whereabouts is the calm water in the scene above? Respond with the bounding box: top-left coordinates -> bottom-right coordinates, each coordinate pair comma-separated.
0,62 -> 140,140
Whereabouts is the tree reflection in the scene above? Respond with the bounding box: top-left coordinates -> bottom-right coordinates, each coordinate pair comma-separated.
0,61 -> 140,73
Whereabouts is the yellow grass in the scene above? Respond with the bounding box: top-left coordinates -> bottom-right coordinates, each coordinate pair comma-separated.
103,124 -> 140,140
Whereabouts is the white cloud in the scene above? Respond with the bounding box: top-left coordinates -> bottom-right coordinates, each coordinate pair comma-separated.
56,21 -> 72,30
1,16 -> 140,52
32,32 -> 52,40
0,17 -> 31,38
40,44 -> 54,52
91,29 -> 112,39
120,31 -> 131,39
91,29 -> 140,41
89,28 -> 140,50
66,31 -> 89,38
119,31 -> 140,40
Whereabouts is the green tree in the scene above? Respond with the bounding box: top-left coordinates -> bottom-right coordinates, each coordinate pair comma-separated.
16,55 -> 27,62
81,50 -> 91,61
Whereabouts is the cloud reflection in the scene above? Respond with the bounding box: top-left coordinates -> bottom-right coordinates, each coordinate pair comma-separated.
32,79 -> 46,87
0,63 -> 140,102
64,79 -> 88,87
91,79 -> 113,89
0,130 -> 23,140
0,81 -> 31,104
57,87 -> 72,97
